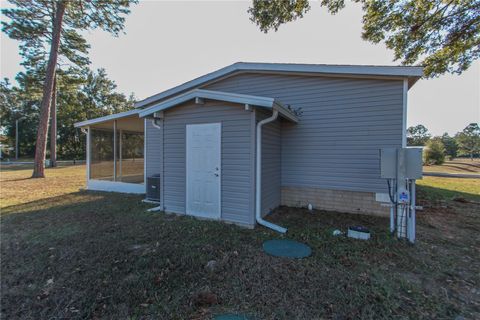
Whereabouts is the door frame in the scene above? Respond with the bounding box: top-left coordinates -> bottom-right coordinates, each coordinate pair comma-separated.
185,122 -> 222,219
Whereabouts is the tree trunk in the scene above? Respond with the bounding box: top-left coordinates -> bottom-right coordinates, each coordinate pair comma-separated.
32,1 -> 65,178
50,75 -> 57,168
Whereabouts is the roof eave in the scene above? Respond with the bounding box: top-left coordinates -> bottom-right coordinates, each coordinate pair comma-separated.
74,109 -> 140,128
135,62 -> 424,108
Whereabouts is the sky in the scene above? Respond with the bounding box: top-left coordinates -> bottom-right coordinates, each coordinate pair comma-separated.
1,0 -> 479,136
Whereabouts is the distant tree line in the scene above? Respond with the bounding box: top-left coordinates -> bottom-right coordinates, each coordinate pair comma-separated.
0,68 -> 134,160
407,123 -> 480,164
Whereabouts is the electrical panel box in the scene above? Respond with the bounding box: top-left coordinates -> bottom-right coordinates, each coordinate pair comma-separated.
405,147 -> 423,179
380,147 -> 423,180
380,148 -> 396,179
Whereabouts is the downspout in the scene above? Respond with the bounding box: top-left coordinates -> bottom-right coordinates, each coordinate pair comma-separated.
255,109 -> 287,234
151,119 -> 161,130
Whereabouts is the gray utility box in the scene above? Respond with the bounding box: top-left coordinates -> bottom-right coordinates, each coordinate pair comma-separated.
380,148 -> 423,179
146,174 -> 160,201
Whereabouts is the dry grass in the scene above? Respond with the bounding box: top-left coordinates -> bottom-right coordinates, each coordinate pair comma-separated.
0,164 -> 86,209
1,165 -> 479,319
423,158 -> 480,175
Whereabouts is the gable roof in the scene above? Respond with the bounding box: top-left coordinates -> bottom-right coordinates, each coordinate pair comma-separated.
135,62 -> 423,108
139,89 -> 298,123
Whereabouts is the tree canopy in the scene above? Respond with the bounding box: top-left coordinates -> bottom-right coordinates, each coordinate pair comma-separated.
0,69 -> 134,160
456,123 -> 480,160
249,0 -> 480,77
407,124 -> 431,146
2,0 -> 136,73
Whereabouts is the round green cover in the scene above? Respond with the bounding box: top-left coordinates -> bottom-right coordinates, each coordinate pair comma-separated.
214,314 -> 249,320
263,239 -> 312,258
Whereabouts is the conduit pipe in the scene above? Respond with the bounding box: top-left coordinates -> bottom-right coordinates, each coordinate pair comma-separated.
255,109 -> 287,234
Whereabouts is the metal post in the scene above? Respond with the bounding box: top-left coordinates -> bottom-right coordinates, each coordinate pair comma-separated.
389,179 -> 395,234
86,126 -> 91,181
15,119 -> 19,160
396,149 -> 407,239
408,180 -> 416,243
113,120 -> 117,181
119,129 -> 122,180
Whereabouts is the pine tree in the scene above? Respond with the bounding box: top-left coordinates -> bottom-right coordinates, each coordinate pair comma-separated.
2,0 -> 136,177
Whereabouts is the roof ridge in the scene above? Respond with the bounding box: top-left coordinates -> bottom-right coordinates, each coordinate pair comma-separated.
135,62 -> 423,108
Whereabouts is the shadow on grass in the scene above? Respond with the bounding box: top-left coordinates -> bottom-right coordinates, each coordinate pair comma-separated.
441,164 -> 479,173
417,184 -> 480,203
0,163 -> 83,172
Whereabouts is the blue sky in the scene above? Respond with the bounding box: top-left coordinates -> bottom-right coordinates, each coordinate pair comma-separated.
1,0 -> 479,135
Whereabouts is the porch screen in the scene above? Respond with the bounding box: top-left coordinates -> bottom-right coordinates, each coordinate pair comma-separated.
90,128 -> 115,181
116,131 -> 144,183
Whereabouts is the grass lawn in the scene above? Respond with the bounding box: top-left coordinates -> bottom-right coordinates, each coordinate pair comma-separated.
1,165 -> 479,319
417,176 -> 480,202
423,158 -> 480,175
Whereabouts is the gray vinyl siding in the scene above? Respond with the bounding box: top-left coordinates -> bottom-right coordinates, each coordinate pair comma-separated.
205,73 -> 404,193
162,100 -> 254,225
257,109 -> 281,216
145,120 -> 162,203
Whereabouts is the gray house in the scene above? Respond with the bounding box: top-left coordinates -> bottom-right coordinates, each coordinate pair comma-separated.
75,62 -> 423,232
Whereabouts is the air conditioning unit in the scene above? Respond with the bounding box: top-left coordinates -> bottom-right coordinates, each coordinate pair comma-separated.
146,174 -> 160,201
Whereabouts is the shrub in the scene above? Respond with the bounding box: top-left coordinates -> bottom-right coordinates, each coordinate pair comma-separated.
424,139 -> 446,165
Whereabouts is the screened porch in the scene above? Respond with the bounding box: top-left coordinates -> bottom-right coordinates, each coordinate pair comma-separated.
76,110 -> 145,194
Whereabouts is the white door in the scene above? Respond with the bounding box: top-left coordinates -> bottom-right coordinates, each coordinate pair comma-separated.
186,123 -> 221,218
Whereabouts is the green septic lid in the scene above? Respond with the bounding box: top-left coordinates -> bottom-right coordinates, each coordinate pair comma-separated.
263,239 -> 312,258
214,314 -> 250,320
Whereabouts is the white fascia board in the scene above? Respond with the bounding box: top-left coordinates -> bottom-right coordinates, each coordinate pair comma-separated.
236,62 -> 424,78
135,62 -> 423,108
74,109 -> 140,128
273,102 -> 298,123
135,64 -> 240,108
139,89 -> 276,118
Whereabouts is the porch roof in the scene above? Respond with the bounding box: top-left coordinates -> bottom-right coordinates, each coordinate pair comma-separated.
74,109 -> 141,129
138,89 -> 299,123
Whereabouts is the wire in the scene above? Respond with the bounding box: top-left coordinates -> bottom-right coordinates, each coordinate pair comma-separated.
387,179 -> 396,204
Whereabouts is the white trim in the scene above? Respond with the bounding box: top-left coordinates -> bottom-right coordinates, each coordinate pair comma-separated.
135,62 -> 423,108
87,179 -> 145,194
185,122 -> 222,220
402,79 -> 408,148
74,109 -> 140,128
139,89 -> 298,123
113,120 -> 117,181
86,126 -> 91,180
119,129 -> 122,178
144,118 -> 147,193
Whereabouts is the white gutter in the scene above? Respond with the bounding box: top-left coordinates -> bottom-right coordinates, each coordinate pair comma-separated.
255,109 -> 287,234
